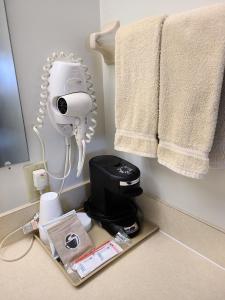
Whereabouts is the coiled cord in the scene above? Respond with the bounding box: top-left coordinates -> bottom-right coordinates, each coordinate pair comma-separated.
35,51 -> 97,143
83,68 -> 97,143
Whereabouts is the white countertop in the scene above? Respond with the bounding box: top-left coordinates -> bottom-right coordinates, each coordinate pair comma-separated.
1,231 -> 225,300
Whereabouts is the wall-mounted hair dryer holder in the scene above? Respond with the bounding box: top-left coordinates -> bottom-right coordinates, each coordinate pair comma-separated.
33,52 -> 97,185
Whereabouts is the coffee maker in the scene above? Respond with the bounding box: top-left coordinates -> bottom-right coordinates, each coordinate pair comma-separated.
84,155 -> 143,237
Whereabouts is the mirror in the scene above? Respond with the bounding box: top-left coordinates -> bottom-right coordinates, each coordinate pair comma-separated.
0,0 -> 29,167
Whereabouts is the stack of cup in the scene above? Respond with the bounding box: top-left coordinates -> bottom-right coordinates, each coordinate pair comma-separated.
39,192 -> 63,244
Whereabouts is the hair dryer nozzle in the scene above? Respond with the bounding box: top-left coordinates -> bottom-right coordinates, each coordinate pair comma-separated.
57,93 -> 92,117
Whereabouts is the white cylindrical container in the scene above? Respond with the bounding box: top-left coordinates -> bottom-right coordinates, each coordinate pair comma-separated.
77,212 -> 92,232
39,192 -> 63,244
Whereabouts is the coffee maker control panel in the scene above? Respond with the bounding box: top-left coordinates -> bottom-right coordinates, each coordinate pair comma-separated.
88,155 -> 140,181
116,164 -> 133,175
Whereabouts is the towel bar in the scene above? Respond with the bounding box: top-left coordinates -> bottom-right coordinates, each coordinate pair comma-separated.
89,20 -> 120,65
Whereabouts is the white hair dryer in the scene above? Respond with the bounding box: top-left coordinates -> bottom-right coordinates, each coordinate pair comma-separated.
56,93 -> 92,174
47,59 -> 94,176
33,52 -> 97,187
57,93 -> 92,137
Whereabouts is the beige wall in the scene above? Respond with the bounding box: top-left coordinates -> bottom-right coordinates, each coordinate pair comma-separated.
100,0 -> 225,229
0,0 -> 106,212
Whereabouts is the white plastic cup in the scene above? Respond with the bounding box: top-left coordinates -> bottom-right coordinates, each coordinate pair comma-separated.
39,192 -> 63,243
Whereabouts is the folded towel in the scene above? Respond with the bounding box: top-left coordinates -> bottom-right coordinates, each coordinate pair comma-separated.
158,4 -> 225,179
114,16 -> 166,157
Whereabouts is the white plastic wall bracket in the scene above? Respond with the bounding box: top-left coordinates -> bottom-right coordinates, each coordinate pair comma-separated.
90,20 -> 120,65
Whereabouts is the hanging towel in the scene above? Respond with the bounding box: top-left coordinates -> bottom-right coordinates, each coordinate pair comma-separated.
209,76 -> 225,168
114,16 -> 166,157
158,4 -> 225,179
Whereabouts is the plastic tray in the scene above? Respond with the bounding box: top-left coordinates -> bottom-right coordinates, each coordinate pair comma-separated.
34,219 -> 158,287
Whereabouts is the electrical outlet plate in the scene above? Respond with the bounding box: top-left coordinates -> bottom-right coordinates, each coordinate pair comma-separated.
23,162 -> 50,202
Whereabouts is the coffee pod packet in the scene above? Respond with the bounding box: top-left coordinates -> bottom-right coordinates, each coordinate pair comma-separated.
47,214 -> 93,267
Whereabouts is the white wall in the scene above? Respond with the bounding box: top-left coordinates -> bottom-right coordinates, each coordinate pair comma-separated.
0,0 -> 106,212
100,0 -> 225,230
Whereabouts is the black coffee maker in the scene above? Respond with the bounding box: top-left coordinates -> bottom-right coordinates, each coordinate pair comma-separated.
84,155 -> 143,237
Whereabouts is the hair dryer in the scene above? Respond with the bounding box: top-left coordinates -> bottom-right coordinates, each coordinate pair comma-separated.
54,92 -> 93,176
47,59 -> 95,177
33,52 -> 97,184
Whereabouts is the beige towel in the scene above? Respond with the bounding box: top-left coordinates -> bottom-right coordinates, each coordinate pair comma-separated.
209,75 -> 225,168
114,16 -> 166,157
158,4 -> 225,179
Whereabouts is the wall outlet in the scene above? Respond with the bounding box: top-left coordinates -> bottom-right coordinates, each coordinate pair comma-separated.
23,162 -> 50,202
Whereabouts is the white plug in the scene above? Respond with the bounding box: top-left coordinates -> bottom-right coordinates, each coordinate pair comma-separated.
33,169 -> 49,193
